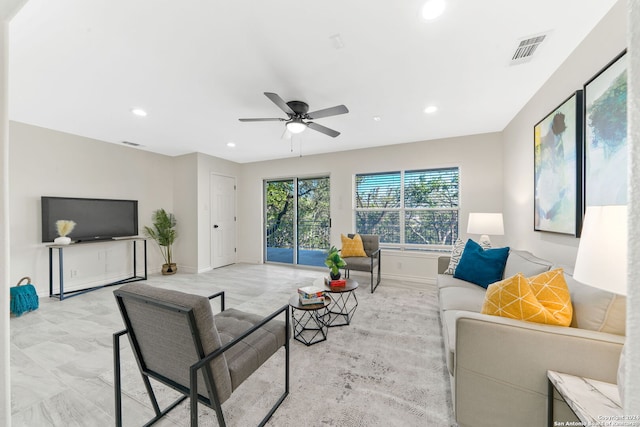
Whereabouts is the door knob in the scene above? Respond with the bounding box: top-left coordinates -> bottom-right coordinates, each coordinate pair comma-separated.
213,225 -> 219,228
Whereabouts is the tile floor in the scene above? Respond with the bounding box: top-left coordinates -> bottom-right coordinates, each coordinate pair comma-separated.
9,263 -> 374,426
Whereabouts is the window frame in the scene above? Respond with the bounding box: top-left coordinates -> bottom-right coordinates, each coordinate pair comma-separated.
353,167 -> 460,251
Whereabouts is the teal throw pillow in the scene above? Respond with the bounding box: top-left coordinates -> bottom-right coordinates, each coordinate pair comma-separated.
453,239 -> 510,288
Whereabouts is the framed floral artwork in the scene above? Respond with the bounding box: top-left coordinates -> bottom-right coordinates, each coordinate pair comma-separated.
534,91 -> 583,235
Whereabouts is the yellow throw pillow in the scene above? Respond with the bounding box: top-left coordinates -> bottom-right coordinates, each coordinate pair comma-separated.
527,268 -> 573,326
340,234 -> 368,257
481,268 -> 573,327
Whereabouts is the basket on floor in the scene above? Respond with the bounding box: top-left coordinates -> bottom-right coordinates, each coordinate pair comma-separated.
10,276 -> 39,316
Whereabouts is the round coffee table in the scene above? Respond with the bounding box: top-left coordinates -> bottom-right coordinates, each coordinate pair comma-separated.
289,294 -> 330,346
314,277 -> 359,327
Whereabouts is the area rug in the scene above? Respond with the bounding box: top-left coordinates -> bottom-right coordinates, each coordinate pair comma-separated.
100,279 -> 455,426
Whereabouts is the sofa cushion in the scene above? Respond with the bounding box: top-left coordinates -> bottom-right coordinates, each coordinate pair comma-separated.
444,238 -> 491,275
442,310 -> 459,375
454,240 -> 510,288
440,285 -> 487,313
341,233 -> 367,257
437,273 -> 486,290
565,273 -> 626,336
503,250 -> 553,278
481,269 -> 573,327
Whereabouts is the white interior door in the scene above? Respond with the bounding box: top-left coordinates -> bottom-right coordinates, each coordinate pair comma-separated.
211,174 -> 236,268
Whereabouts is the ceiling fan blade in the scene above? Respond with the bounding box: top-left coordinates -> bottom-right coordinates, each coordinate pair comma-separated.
307,105 -> 349,119
264,92 -> 295,115
238,118 -> 285,122
307,122 -> 340,138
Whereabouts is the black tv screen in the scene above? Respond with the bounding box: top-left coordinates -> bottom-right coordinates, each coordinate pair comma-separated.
41,196 -> 138,243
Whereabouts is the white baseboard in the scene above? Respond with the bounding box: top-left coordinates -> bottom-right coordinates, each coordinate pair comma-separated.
382,273 -> 437,285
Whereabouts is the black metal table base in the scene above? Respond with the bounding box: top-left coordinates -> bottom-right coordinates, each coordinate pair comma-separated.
291,306 -> 329,346
48,238 -> 147,300
322,291 -> 358,327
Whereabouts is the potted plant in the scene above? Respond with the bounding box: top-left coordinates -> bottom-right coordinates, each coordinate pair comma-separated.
325,246 -> 346,280
143,209 -> 177,275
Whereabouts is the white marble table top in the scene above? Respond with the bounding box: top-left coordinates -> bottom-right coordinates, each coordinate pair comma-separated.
548,370 -> 624,426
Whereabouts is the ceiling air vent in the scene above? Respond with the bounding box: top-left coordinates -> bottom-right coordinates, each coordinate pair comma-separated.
510,33 -> 548,65
121,141 -> 142,147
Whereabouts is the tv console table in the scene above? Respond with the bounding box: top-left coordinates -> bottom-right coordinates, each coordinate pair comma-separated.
48,237 -> 147,300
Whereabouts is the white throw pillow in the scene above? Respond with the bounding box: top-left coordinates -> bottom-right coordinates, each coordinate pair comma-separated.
444,238 -> 491,275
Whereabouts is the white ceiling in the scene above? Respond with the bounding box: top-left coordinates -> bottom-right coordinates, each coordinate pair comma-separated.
9,0 -> 617,163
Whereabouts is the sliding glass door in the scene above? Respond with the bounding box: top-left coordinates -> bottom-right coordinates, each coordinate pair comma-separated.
297,177 -> 330,266
264,177 -> 330,267
265,180 -> 295,264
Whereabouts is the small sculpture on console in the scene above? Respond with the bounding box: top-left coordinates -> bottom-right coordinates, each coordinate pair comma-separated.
54,220 -> 76,245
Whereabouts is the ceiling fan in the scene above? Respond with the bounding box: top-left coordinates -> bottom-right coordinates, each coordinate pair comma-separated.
239,92 -> 349,138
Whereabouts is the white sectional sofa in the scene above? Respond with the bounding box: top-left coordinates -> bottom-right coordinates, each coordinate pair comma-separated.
437,249 -> 626,427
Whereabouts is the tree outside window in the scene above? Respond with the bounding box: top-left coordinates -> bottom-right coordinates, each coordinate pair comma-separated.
355,167 -> 459,249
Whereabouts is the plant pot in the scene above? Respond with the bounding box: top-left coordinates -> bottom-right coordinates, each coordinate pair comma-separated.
162,263 -> 177,275
330,271 -> 341,280
54,236 -> 71,245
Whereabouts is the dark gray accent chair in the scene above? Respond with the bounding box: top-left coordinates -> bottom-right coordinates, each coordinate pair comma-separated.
113,283 -> 289,427
343,234 -> 381,293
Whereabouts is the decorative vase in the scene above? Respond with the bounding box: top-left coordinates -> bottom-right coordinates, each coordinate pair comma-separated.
162,263 -> 177,275
54,236 -> 71,245
330,271 -> 341,280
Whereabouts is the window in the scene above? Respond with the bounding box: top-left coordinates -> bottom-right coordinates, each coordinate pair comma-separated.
355,167 -> 459,249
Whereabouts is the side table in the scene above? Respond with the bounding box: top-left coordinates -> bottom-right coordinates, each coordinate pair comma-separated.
315,277 -> 359,327
289,294 -> 330,346
547,370 -> 624,427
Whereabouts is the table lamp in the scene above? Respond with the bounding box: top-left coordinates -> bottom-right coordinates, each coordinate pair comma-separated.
467,213 -> 504,246
573,205 -> 627,403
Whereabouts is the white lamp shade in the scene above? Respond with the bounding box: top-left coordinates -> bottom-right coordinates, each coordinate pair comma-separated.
467,213 -> 504,236
573,205 -> 627,295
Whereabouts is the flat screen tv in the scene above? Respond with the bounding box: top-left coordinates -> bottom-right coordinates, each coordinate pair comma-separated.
41,196 -> 138,243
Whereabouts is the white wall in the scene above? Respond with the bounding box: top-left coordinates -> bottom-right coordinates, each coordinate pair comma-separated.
172,153 -> 198,273
196,153 -> 240,272
1,10 -> 13,427
3,3 -> 36,424
502,0 -> 627,266
163,152 -> 241,274
237,132 -> 504,283
626,0 -> 639,414
9,122 -> 174,295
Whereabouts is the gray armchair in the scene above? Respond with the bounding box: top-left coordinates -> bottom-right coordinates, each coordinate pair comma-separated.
342,234 -> 381,293
113,283 -> 289,427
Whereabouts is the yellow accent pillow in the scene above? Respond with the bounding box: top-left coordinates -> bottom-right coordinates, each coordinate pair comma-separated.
481,268 -> 573,326
340,234 -> 368,257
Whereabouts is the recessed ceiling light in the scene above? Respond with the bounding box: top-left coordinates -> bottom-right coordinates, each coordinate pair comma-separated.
227,142 -> 236,148
373,116 -> 381,122
130,108 -> 147,117
422,0 -> 446,20
424,105 -> 438,114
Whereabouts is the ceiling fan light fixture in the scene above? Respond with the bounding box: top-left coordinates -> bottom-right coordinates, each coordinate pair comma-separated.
286,119 -> 307,134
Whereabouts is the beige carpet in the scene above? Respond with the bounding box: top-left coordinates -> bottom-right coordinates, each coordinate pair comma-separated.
100,273 -> 455,426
